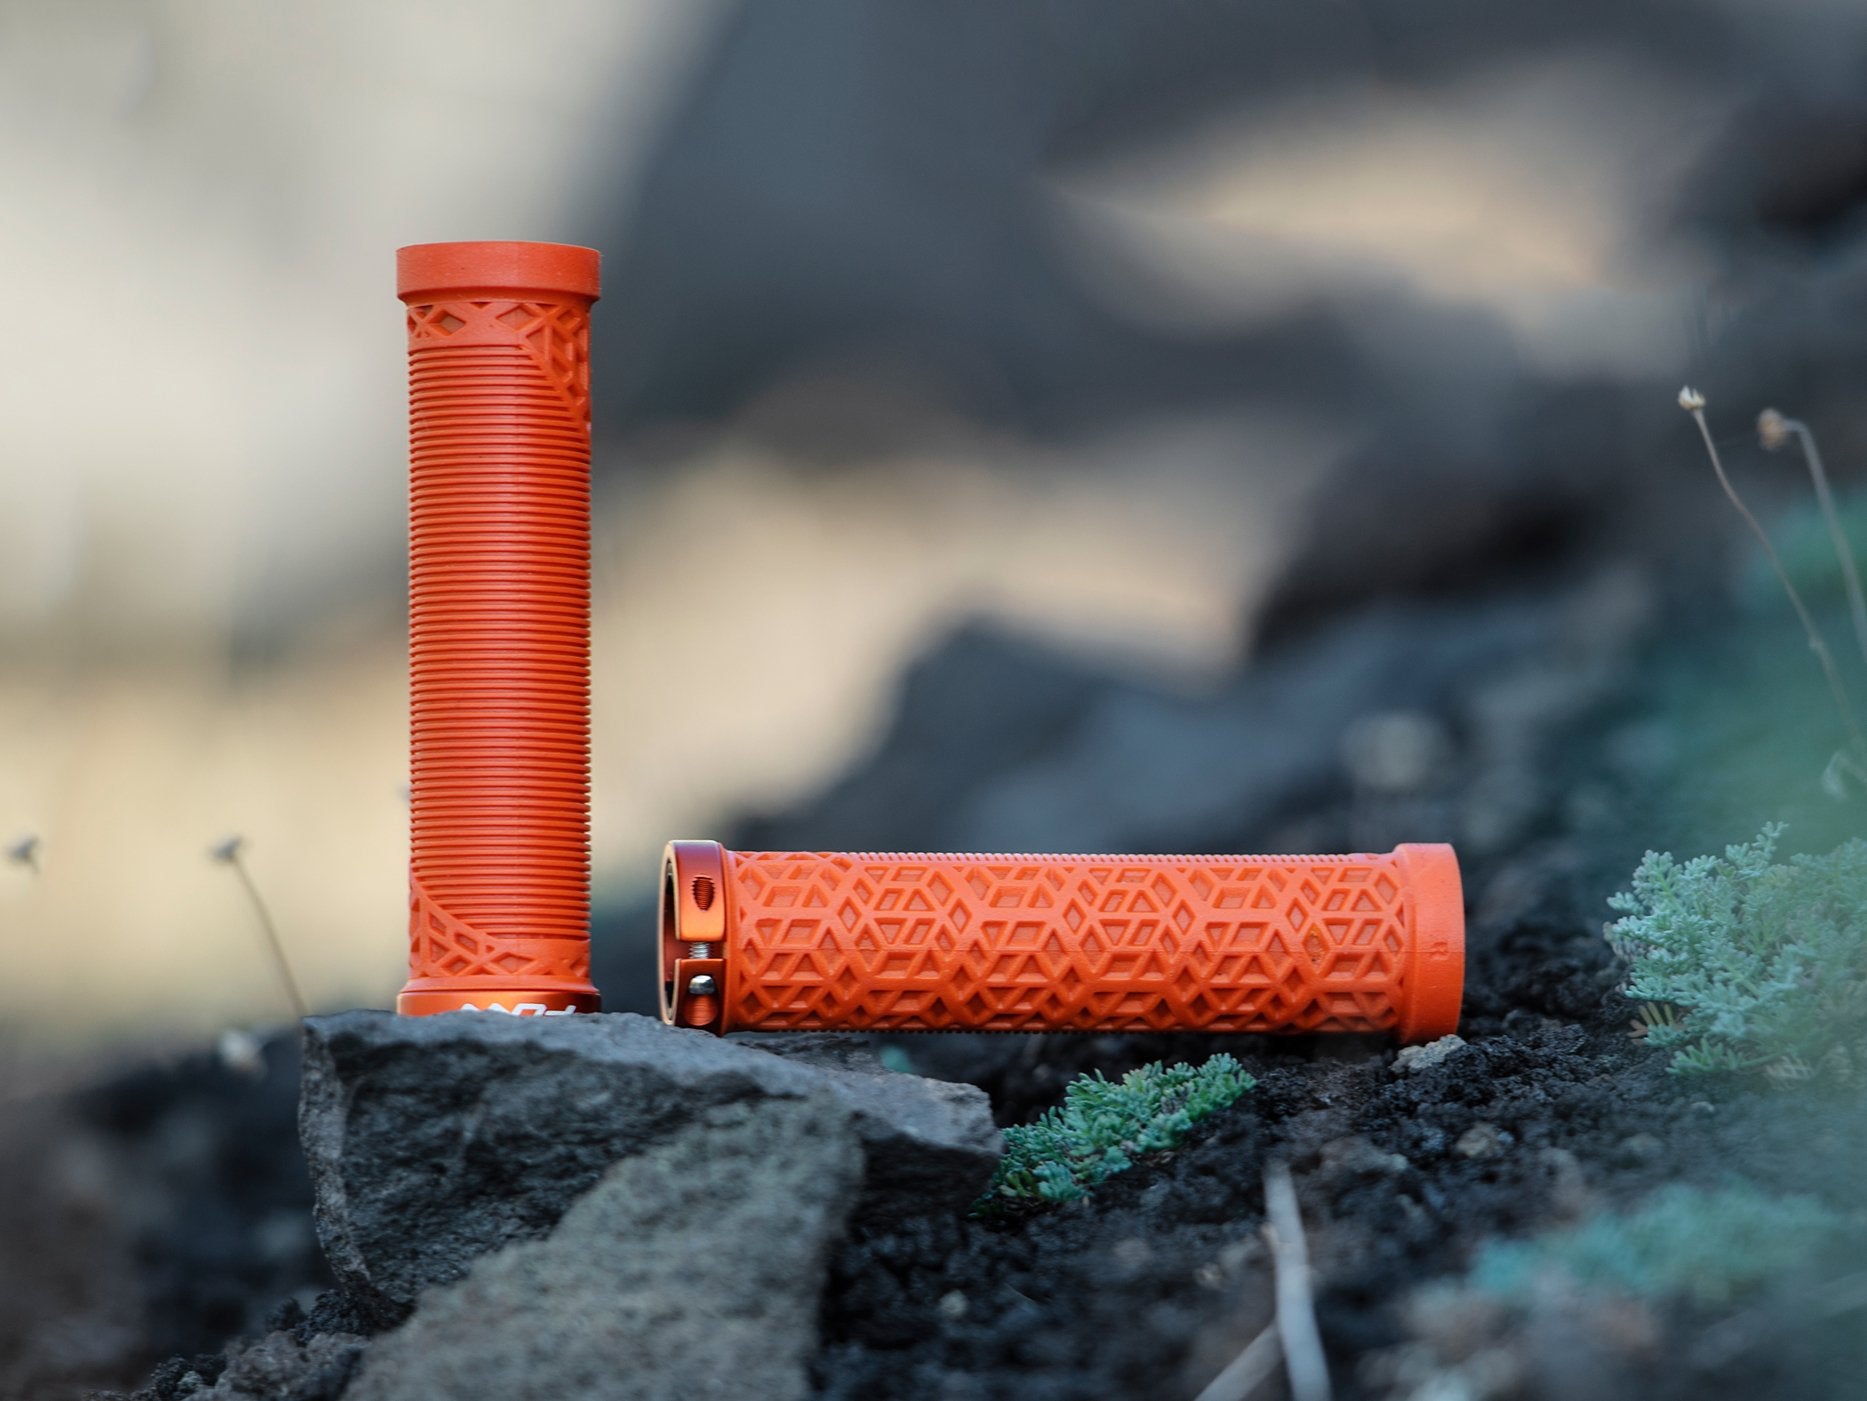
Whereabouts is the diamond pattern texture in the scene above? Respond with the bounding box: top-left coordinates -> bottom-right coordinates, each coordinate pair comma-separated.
405,298 -> 590,420
407,870 -> 591,983
723,852 -> 1418,1033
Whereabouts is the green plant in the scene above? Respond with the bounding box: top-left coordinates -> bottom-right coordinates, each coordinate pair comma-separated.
1470,1183 -> 1841,1309
980,1053 -> 1254,1209
1607,825 -> 1867,1079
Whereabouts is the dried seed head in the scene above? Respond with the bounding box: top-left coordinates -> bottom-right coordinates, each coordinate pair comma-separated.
1678,385 -> 1706,412
6,834 -> 39,870
209,835 -> 245,865
1758,408 -> 1791,452
216,1027 -> 266,1078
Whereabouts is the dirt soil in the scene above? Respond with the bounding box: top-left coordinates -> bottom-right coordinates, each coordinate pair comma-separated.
800,593 -> 1867,1401
816,871 -> 1866,1400
12,560 -> 1866,1401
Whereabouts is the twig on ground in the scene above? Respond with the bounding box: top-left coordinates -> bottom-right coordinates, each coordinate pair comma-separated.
1681,388 -> 1867,767
1759,408 -> 1867,668
1691,1269 -> 1867,1369
1264,1160 -> 1332,1401
1192,1322 -> 1281,1401
210,835 -> 308,1021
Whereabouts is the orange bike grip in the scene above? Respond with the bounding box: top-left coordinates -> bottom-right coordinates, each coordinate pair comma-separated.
660,843 -> 1462,1041
395,242 -> 602,1016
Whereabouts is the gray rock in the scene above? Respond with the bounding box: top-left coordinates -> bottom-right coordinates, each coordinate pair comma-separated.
347,1093 -> 860,1401
728,1029 -> 888,1072
1392,1034 -> 1467,1075
300,1010 -> 998,1318
194,1328 -> 367,1400
1454,1123 -> 1506,1159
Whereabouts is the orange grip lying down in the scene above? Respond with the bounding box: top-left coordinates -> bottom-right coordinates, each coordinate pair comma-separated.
661,842 -> 1463,1041
396,241 -> 603,1016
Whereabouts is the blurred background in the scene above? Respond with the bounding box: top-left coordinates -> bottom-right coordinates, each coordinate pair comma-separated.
2,0 -> 1865,1048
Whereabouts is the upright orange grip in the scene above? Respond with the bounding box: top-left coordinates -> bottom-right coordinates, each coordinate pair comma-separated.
661,844 -> 1463,1041
396,242 -> 602,1016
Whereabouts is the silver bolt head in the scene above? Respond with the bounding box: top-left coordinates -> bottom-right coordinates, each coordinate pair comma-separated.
687,975 -> 718,997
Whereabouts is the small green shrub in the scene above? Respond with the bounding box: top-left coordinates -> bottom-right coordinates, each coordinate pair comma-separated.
981,1054 -> 1255,1208
1607,825 -> 1867,1079
1471,1183 -> 1840,1309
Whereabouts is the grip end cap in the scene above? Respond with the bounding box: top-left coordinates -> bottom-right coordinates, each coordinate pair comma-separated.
1393,842 -> 1465,1043
397,240 -> 600,303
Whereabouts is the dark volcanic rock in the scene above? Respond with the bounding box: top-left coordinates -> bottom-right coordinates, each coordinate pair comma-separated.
346,1094 -> 861,1401
299,1011 -> 998,1318
188,1326 -> 366,1401
76,1031 -> 328,1358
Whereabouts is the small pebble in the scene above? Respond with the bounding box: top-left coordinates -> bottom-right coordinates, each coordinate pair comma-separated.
217,1027 -> 266,1079
1537,1147 -> 1590,1220
1394,1034 -> 1466,1075
1340,711 -> 1453,793
1111,1238 -> 1153,1274
1217,1237 -> 1259,1275
938,1290 -> 969,1320
1454,1123 -> 1505,1159
1617,1132 -> 1663,1165
1320,1134 -> 1409,1176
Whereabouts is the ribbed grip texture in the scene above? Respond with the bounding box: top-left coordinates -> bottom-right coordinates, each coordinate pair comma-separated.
718,849 -> 1461,1037
398,287 -> 599,1012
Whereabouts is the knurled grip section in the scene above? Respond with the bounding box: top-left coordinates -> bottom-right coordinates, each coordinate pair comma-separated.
661,843 -> 1463,1041
396,242 -> 602,1016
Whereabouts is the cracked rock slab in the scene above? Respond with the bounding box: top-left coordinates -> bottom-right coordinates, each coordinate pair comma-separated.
299,1011 -> 999,1317
345,1093 -> 861,1401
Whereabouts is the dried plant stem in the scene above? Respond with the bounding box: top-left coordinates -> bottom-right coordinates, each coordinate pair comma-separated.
1694,1269 -> 1867,1369
1784,417 -> 1867,667
5,835 -> 39,874
1193,1323 -> 1281,1401
225,849 -> 308,1022
1688,405 -> 1867,763
1264,1161 -> 1332,1401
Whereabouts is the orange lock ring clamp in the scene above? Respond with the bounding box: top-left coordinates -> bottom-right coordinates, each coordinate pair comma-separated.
662,843 -> 1464,1041
396,242 -> 602,1016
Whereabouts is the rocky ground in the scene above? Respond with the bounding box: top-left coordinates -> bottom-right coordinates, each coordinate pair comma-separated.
5,457 -> 1866,1398
13,5 -> 1867,1396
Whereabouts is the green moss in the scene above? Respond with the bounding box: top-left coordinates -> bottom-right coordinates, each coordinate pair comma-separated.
1607,826 -> 1867,1080
980,1054 -> 1254,1209
1471,1184 -> 1841,1309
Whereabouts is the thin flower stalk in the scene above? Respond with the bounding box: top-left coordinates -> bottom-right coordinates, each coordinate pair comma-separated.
1758,408 -> 1867,668
210,836 -> 309,1021
1680,388 -> 1867,767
